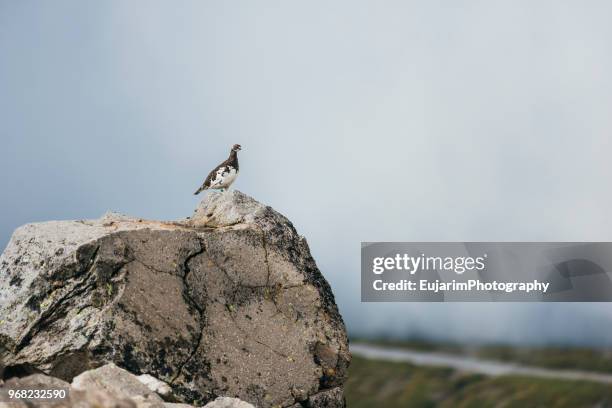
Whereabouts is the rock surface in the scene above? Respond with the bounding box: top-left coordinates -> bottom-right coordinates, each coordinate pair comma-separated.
0,191 -> 350,407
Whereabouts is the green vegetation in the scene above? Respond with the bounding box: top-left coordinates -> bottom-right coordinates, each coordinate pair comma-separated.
346,355 -> 612,408
476,346 -> 612,374
355,338 -> 612,374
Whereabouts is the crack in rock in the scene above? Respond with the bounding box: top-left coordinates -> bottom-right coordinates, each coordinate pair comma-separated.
259,227 -> 272,287
170,236 -> 206,384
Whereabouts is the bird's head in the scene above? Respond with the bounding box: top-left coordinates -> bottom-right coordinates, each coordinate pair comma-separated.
232,144 -> 242,152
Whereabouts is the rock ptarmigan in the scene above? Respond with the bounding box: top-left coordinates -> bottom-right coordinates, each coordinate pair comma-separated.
194,144 -> 241,194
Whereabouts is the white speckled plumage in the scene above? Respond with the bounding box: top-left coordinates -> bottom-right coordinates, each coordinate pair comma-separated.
194,144 -> 241,194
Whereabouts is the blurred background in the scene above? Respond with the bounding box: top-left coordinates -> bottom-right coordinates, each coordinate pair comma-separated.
2,1 -> 612,406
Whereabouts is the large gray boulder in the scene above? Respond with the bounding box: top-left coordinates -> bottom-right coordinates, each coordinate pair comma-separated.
0,191 -> 350,407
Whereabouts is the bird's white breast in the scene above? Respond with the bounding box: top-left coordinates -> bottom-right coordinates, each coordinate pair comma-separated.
211,166 -> 238,189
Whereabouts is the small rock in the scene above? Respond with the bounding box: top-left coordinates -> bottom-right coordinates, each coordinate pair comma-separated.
3,373 -> 70,390
1,374 -> 70,408
138,374 -> 174,399
70,388 -> 138,408
203,396 -> 256,408
72,363 -> 163,405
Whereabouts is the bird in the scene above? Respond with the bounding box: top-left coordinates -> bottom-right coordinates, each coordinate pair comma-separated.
194,144 -> 242,195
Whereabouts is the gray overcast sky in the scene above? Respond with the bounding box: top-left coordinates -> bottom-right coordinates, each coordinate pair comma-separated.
1,1 -> 612,346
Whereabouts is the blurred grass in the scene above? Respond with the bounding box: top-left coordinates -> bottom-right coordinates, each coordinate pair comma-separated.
345,355 -> 612,408
354,338 -> 612,373
477,346 -> 612,373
